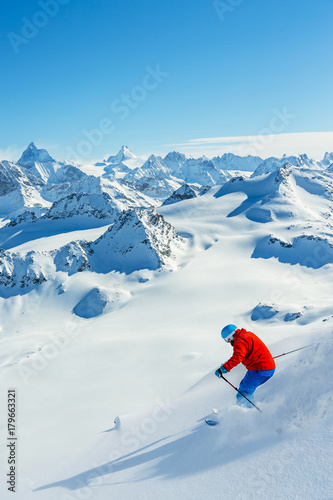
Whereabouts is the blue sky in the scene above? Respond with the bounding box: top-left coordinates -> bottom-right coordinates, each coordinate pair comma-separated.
1,0 -> 333,161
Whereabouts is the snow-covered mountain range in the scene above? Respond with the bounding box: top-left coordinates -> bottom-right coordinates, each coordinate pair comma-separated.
1,142 -> 332,220
1,141 -> 333,500
1,141 -> 333,305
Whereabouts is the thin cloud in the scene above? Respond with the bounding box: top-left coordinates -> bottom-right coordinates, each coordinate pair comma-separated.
162,131 -> 333,160
0,145 -> 25,162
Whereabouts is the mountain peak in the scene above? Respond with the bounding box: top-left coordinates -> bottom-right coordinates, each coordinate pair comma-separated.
164,151 -> 188,162
18,142 -> 55,167
163,151 -> 189,173
145,154 -> 161,164
91,208 -> 186,273
106,145 -> 136,164
162,183 -> 197,206
322,152 -> 333,167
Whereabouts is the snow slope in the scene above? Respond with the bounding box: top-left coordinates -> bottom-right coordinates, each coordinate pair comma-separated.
31,334 -> 333,500
1,153 -> 333,500
0,160 -> 48,218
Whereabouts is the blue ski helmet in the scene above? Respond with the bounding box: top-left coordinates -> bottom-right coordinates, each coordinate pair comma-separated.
221,324 -> 237,342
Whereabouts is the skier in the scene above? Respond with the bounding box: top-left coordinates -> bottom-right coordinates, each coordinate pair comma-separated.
215,324 -> 275,408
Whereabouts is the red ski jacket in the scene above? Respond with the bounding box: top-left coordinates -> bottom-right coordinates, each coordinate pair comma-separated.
223,328 -> 275,372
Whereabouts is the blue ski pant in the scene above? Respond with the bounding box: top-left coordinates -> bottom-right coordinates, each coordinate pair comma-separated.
236,369 -> 275,408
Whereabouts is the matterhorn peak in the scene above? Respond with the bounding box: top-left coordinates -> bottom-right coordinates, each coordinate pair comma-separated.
18,142 -> 55,167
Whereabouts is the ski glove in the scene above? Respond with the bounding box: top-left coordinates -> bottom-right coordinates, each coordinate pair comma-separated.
215,365 -> 228,378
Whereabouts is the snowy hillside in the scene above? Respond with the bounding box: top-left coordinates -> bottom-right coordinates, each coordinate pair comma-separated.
1,143 -> 333,500
0,207 -> 186,297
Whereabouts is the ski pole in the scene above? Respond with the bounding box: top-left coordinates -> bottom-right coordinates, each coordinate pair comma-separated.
273,344 -> 313,360
220,374 -> 262,413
